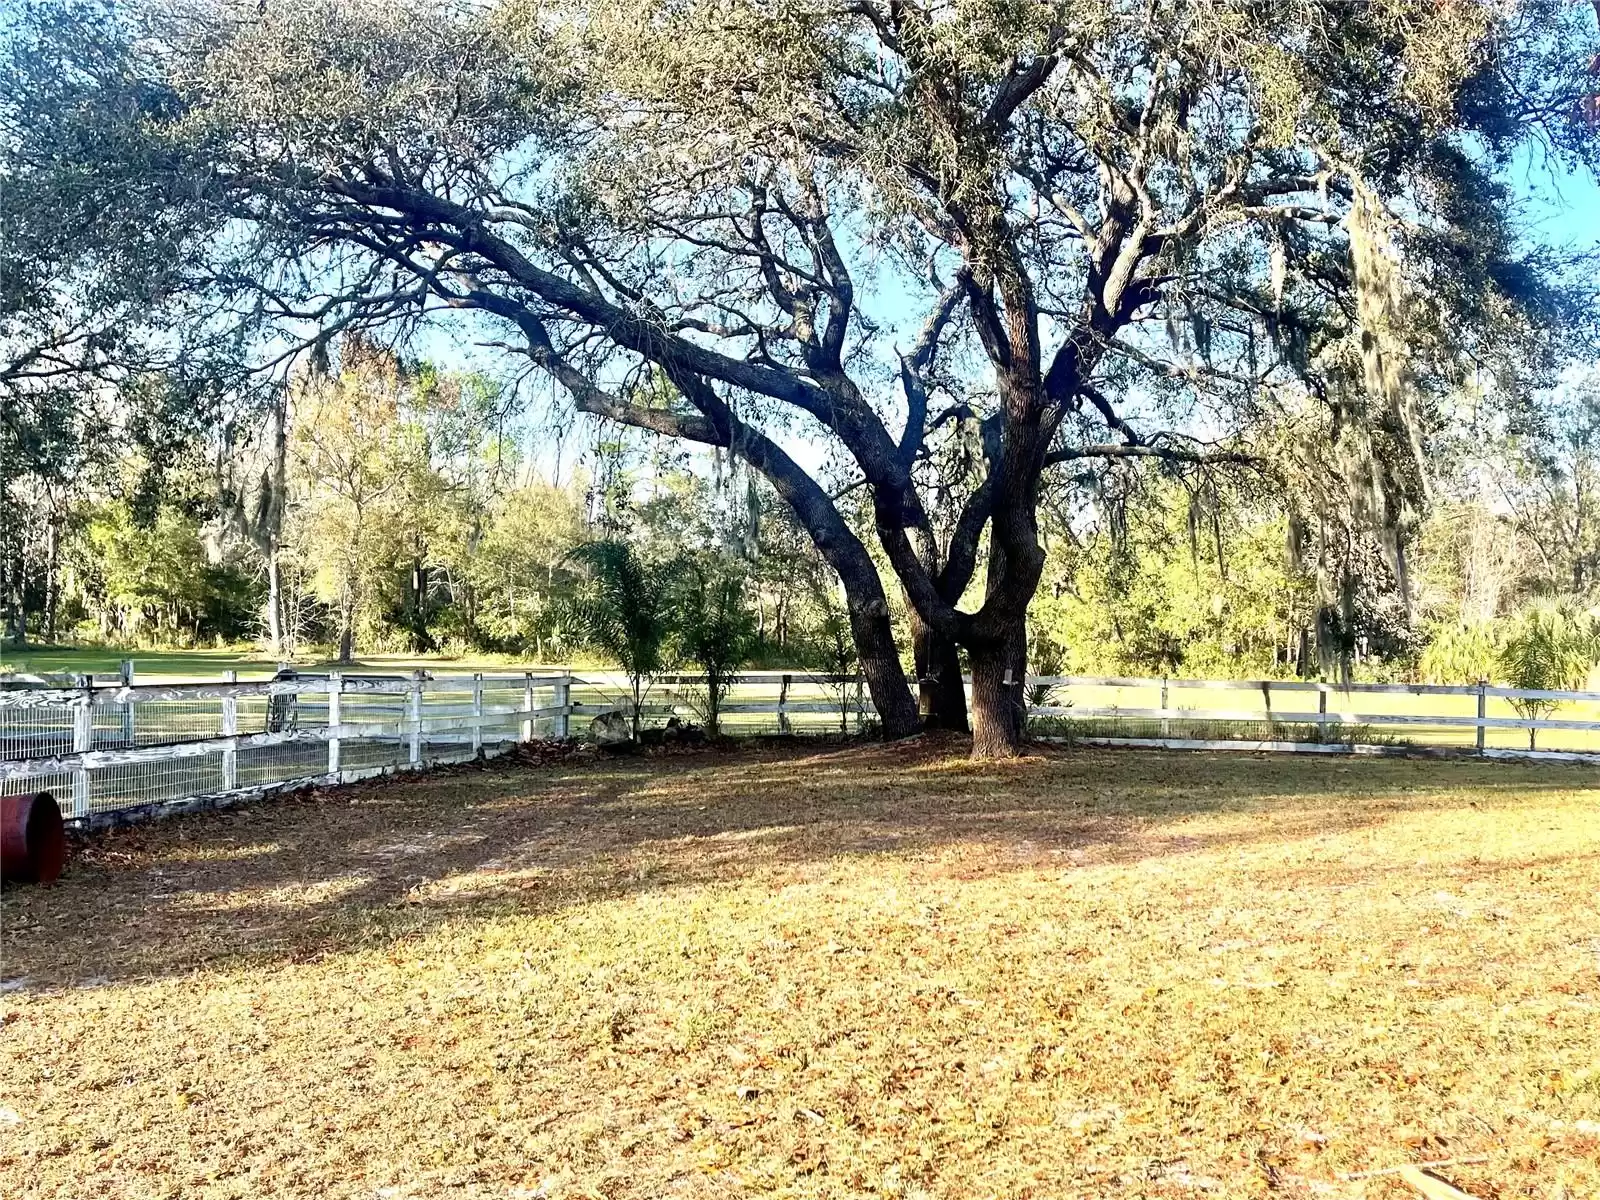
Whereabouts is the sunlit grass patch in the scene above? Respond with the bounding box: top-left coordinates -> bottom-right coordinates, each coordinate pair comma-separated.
2,744 -> 1597,1198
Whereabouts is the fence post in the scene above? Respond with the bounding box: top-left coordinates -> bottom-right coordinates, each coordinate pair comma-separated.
855,672 -> 865,733
326,671 -> 342,779
1160,675 -> 1170,739
1317,685 -> 1328,744
471,672 -> 484,756
554,673 -> 571,739
221,669 -> 238,791
71,674 -> 93,820
521,672 -> 535,743
119,659 -> 134,747
778,673 -> 791,734
408,670 -> 423,767
1476,679 -> 1487,755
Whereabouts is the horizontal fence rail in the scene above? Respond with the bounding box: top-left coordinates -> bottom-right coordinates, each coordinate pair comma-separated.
3,666 -> 1598,825
0,667 -> 872,824
1027,674 -> 1600,761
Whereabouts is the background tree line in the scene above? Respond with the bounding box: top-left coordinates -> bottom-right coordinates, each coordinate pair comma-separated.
12,339 -> 1600,699
2,333 -> 872,672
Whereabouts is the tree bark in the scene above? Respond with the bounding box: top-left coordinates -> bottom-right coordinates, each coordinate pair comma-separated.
44,517 -> 60,644
910,607 -> 969,731
627,368 -> 924,740
969,615 -> 1029,758
845,590 -> 921,739
337,599 -> 355,663
409,559 -> 438,653
965,460 -> 1042,757
5,553 -> 24,647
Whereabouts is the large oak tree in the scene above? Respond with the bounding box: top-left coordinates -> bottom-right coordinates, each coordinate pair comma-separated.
4,0 -> 1596,752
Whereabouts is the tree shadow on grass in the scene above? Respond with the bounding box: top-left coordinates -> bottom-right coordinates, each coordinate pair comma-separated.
2,739 -> 1593,987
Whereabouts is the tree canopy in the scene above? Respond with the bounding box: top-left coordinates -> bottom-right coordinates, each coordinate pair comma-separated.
3,0 -> 1598,751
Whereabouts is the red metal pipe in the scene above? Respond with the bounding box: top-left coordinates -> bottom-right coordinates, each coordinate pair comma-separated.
0,791 -> 66,885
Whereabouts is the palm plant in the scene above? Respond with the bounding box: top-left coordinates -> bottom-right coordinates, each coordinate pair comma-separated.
675,558 -> 761,737
1499,601 -> 1600,749
1419,620 -> 1501,685
561,540 -> 676,741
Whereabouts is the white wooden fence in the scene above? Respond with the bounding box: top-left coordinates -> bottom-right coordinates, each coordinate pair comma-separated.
0,670 -> 574,824
0,668 -> 869,825
3,668 -> 1595,826
1029,674 -> 1600,761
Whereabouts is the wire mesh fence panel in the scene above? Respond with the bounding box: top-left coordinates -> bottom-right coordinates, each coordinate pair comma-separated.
1033,676 -> 1600,756
1,675 -> 509,822
94,699 -> 227,748
235,742 -> 330,791
339,738 -> 408,773
0,705 -> 75,759
0,768 -> 72,801
88,754 -> 228,814
233,695 -> 274,735
569,673 -> 868,737
480,684 -> 526,748
422,738 -> 474,763
18,668 -> 1600,824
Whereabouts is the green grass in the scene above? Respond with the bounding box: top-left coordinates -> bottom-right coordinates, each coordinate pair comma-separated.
0,645 -> 271,680
2,742 -> 1598,1199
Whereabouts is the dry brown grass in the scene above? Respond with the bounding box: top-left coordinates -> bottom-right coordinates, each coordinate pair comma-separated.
2,740 -> 1598,1200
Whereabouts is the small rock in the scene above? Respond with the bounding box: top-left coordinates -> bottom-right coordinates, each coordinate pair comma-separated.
589,712 -> 631,746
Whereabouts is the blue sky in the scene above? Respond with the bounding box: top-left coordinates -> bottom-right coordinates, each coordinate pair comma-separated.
1516,158 -> 1600,252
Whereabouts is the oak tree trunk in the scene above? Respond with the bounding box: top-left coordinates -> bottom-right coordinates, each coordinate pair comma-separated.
968,461 -> 1038,758
910,607 -> 969,732
847,597 -> 921,739
969,616 -> 1029,758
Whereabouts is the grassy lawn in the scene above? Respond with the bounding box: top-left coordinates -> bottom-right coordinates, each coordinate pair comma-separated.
0,645 -> 271,680
2,743 -> 1598,1199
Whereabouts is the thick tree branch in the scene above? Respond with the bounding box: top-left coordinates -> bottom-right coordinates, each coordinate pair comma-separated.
898,270 -> 969,468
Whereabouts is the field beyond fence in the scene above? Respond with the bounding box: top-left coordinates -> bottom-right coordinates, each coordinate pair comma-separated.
3,668 -> 1600,824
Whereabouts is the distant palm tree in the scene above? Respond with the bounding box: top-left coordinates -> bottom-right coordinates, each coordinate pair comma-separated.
1499,601 -> 1600,750
561,541 -> 675,741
